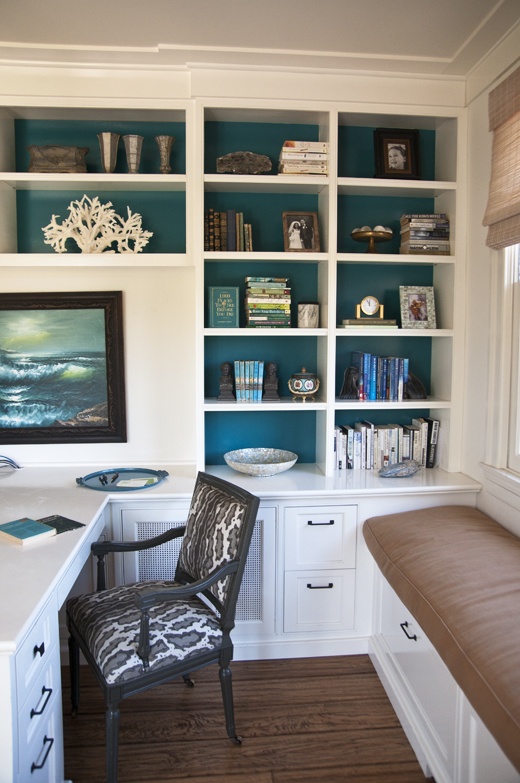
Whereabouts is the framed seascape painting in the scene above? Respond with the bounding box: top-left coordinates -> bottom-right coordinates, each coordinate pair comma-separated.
282,211 -> 320,252
374,128 -> 420,179
0,291 -> 126,444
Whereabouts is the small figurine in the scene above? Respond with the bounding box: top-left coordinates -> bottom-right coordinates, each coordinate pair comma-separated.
263,361 -> 280,400
217,361 -> 236,401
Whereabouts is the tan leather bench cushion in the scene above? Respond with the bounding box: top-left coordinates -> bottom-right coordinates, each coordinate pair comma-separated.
363,505 -> 520,772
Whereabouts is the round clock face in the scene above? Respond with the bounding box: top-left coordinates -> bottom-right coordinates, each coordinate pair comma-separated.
361,296 -> 380,316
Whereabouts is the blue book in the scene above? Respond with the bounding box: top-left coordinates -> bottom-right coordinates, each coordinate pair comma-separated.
0,516 -> 56,546
208,287 -> 240,328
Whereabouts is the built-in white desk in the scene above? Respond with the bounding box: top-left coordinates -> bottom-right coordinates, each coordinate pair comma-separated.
0,465 -> 195,783
0,463 -> 480,783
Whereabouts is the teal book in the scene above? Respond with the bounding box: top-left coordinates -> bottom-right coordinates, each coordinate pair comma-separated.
0,516 -> 57,545
208,287 -> 240,327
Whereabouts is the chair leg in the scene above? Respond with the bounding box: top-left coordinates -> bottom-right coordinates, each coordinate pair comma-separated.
106,704 -> 120,783
68,634 -> 80,716
219,664 -> 242,744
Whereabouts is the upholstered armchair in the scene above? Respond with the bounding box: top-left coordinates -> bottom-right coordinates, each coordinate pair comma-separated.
66,471 -> 260,783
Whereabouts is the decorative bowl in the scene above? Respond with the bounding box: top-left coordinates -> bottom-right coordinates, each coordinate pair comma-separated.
223,448 -> 298,477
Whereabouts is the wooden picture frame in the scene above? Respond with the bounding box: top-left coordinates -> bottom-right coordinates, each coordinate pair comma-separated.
399,285 -> 436,329
0,291 -> 126,443
282,211 -> 320,252
374,128 -> 420,179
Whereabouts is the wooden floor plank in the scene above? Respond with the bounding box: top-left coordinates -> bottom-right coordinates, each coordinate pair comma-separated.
62,655 -> 428,783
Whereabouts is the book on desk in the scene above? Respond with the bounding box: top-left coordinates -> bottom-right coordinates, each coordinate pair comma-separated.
0,514 -> 85,545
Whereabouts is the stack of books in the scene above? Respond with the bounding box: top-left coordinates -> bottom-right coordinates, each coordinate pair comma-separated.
278,140 -> 329,175
334,416 -> 439,470
204,208 -> 253,251
234,360 -> 264,401
399,213 -> 450,255
245,277 -> 291,328
339,351 -> 410,401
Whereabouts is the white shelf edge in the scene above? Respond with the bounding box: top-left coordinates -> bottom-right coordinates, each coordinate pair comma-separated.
334,397 -> 450,410
336,253 -> 455,264
204,327 -> 327,336
203,251 -> 328,262
335,328 -> 453,337
0,253 -> 191,267
0,172 -> 187,191
204,398 -> 327,411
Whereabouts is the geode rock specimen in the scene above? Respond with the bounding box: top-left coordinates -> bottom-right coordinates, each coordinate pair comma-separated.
216,151 -> 272,174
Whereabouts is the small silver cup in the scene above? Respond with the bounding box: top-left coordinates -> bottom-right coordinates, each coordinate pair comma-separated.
97,132 -> 120,173
155,135 -> 175,174
123,134 -> 144,174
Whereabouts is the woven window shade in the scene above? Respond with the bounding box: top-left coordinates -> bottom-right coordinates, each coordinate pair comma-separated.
482,66 -> 520,250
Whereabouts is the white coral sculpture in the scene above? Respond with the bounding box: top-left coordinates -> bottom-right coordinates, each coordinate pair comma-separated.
42,194 -> 153,253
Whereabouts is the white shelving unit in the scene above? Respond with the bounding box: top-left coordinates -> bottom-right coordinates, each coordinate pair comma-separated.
197,101 -> 466,477
0,96 -> 466,481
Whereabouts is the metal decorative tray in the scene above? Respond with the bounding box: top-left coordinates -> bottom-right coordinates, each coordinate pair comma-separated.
76,468 -> 169,491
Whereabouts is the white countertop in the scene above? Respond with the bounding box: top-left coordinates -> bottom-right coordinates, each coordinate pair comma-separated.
0,462 -> 480,651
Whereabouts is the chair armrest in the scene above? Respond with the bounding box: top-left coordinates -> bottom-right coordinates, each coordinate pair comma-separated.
134,560 -> 239,609
92,526 -> 186,590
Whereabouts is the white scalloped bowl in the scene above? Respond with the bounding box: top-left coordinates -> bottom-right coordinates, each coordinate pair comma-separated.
224,448 -> 298,477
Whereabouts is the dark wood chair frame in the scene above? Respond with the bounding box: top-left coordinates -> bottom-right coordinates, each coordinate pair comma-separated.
66,471 -> 260,783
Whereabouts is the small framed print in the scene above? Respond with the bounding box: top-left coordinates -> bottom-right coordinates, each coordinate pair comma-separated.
374,128 -> 420,179
400,286 -> 436,329
282,211 -> 320,252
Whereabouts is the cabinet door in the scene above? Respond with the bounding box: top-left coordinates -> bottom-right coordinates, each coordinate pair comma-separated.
284,505 -> 357,570
284,569 -> 356,632
458,697 -> 520,783
380,577 -> 458,779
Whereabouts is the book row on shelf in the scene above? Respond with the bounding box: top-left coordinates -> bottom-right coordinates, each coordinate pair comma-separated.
232,359 -> 264,402
339,352 -> 414,402
207,278 -> 292,328
245,276 -> 291,328
399,213 -> 450,255
278,139 -> 329,175
334,416 -> 439,471
204,208 -> 253,251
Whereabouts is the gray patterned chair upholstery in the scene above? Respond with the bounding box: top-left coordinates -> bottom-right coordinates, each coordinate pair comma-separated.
66,471 -> 259,783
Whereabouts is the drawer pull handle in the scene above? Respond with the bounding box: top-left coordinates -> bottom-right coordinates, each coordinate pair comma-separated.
307,582 -> 333,589
307,520 -> 335,525
400,621 -> 418,641
33,642 -> 45,658
30,686 -> 53,718
31,735 -> 54,773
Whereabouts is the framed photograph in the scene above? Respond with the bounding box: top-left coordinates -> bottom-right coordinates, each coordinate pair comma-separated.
399,286 -> 437,329
282,211 -> 320,252
0,291 -> 126,444
374,128 -> 420,179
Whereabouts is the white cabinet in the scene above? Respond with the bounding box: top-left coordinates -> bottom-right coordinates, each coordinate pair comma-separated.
371,571 -> 520,783
6,595 -> 64,783
283,504 -> 357,633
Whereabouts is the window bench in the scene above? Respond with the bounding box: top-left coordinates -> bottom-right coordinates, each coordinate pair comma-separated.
363,505 -> 520,781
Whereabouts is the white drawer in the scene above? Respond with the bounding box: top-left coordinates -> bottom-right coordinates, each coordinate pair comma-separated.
285,505 -> 357,570
284,569 -> 356,632
18,643 -> 61,749
20,696 -> 63,783
15,596 -> 58,709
